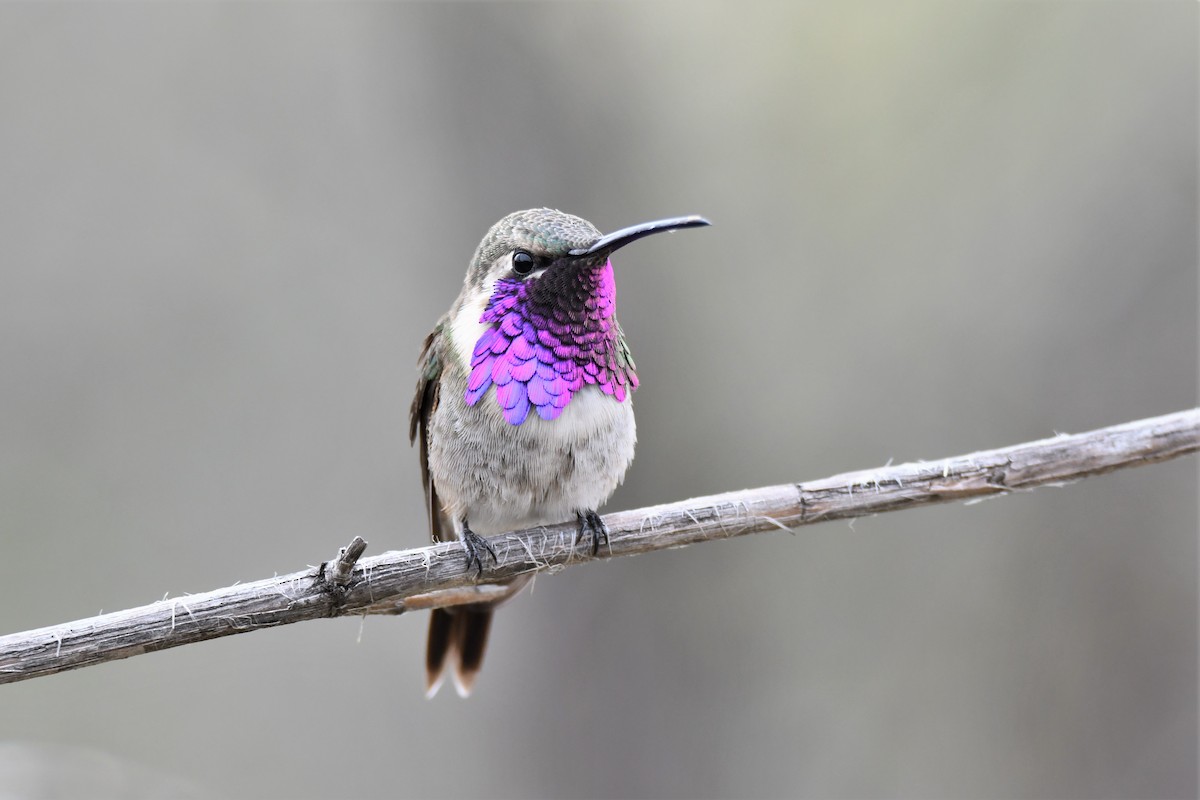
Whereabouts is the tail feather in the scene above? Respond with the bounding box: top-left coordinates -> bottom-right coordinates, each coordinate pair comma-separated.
425,608 -> 456,698
453,608 -> 493,698
425,606 -> 494,699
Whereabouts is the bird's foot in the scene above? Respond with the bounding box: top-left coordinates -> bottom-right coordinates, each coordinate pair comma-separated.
461,526 -> 497,577
576,510 -> 609,556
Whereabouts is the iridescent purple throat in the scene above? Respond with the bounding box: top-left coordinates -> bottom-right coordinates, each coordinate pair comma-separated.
464,260 -> 638,425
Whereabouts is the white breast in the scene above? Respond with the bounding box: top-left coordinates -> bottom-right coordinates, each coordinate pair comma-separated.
429,381 -> 637,537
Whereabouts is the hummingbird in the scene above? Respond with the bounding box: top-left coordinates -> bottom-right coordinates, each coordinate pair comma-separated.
409,208 -> 710,698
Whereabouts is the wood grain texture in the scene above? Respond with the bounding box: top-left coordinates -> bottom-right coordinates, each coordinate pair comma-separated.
2,409 -> 1196,685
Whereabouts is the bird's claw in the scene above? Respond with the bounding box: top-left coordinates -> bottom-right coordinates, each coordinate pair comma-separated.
461,528 -> 498,577
577,510 -> 609,556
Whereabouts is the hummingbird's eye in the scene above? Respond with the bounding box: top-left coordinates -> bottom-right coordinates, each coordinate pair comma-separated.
511,250 -> 536,276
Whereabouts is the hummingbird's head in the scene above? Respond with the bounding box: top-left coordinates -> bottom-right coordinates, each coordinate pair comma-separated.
464,208 -> 603,290
451,208 -> 709,425
463,208 -> 710,292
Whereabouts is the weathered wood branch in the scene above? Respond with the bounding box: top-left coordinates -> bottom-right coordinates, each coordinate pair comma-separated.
2,409 -> 1196,685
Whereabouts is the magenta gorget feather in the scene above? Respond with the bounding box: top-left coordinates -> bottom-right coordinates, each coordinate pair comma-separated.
464,260 -> 638,425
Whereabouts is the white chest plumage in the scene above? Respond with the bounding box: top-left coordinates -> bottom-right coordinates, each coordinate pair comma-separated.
427,373 -> 636,536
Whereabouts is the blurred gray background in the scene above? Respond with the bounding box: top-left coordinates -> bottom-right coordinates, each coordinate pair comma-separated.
0,3 -> 1195,798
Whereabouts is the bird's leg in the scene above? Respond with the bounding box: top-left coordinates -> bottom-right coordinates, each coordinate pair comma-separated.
576,510 -> 609,556
460,517 -> 497,577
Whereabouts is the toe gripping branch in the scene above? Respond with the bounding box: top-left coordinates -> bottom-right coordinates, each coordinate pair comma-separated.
577,510 -> 609,556
460,526 -> 498,577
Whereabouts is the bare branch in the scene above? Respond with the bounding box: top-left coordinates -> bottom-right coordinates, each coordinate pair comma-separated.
1,409 -> 1196,685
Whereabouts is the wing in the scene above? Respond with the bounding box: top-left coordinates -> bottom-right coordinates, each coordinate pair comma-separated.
409,321 -> 448,543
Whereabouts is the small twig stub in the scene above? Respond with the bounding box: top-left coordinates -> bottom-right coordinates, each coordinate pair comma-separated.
325,536 -> 368,589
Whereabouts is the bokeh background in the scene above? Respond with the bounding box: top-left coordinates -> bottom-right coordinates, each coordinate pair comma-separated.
0,3 -> 1195,798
